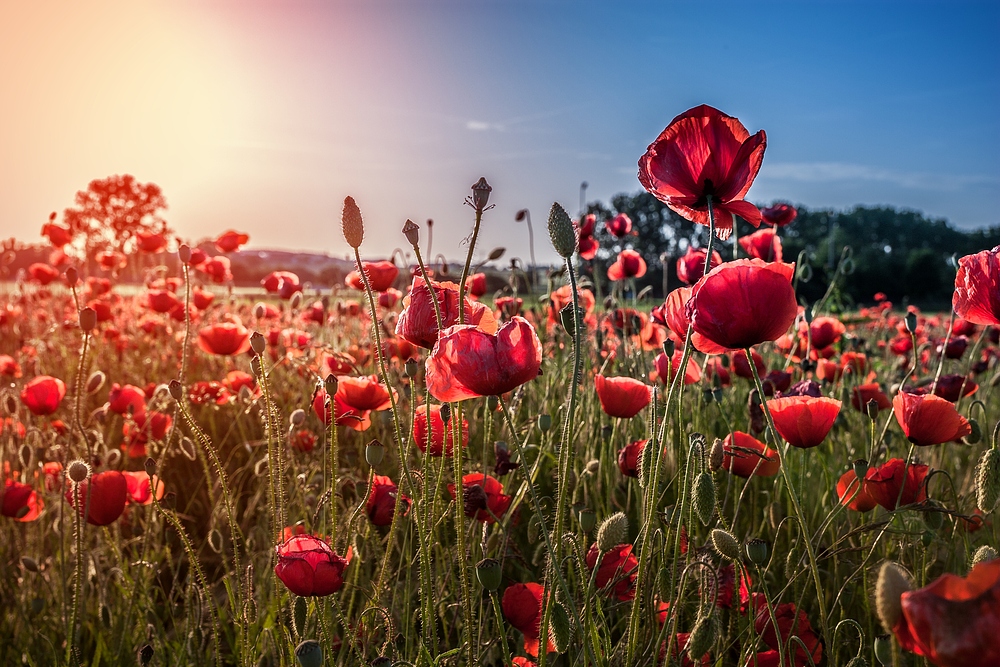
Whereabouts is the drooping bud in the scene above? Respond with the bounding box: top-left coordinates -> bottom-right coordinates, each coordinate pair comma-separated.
547,202 -> 577,259
68,460 -> 90,483
976,448 -> 1000,513
875,562 -> 912,632
745,538 -> 768,566
79,307 -> 97,332
85,370 -> 106,395
597,512 -> 628,552
965,418 -> 982,444
476,558 -> 501,591
168,380 -> 184,401
470,177 -> 492,213
550,599 -> 572,653
708,438 -> 724,473
692,472 -> 716,526
401,219 -> 420,247
710,529 -> 741,561
685,614 -> 717,663
250,355 -> 263,378
294,639 -> 323,667
293,596 -> 307,638
20,556 -> 39,573
178,244 -> 192,264
290,409 -> 306,426
972,545 -> 997,568
342,196 -> 365,249
365,439 -> 385,467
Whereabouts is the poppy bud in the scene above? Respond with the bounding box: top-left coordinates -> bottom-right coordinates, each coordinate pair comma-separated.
685,614 -> 717,663
79,307 -> 97,332
476,558 -> 502,591
692,472 -> 715,526
294,640 -> 322,667
470,177 -> 492,213
138,644 -> 154,667
254,302 -> 267,319
550,600 -> 571,653
537,413 -> 552,432
487,395 -> 499,412
250,356 -> 263,378
577,507 -> 596,532
168,380 -> 184,401
875,561 -> 912,632
710,528 -> 740,561
342,196 -> 365,249
803,305 -> 814,325
874,634 -> 892,666
365,439 -> 385,467
597,511 -> 628,552
401,219 -> 420,247
290,409 -> 306,426
585,459 -> 600,475
65,266 -> 78,286
975,448 -> 1000,512
323,374 -> 338,398
438,403 -> 451,424
68,460 -> 90,483
178,244 -> 192,264
972,545 -> 997,568
866,398 -> 880,421
662,338 -> 675,357
292,596 -> 307,637
85,370 -> 106,395
404,358 -> 418,378
905,310 -> 918,334
143,458 -> 158,478
965,417 -> 982,444
745,538 -> 768,566
547,202 -> 576,259
708,438 -> 724,472
21,556 -> 39,573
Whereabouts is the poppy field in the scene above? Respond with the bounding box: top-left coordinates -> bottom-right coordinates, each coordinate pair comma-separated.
2,105 -> 1000,667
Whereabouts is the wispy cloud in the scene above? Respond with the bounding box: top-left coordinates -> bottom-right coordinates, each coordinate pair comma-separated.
465,120 -> 505,132
764,161 -> 998,192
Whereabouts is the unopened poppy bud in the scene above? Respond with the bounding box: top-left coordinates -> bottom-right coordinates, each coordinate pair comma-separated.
475,557 -> 502,591
905,310 -> 918,334
290,291 -> 302,310
144,457 -> 157,477
547,202 -> 576,259
710,529 -> 741,560
745,538 -> 768,566
342,196 -> 365,249
692,472 -> 716,526
972,545 -> 997,568
178,244 -> 192,264
708,438 -> 724,472
803,305 -> 814,325
662,338 -> 675,357
250,356 -> 263,378
79,307 -> 97,332
853,458 -> 869,482
65,266 -> 78,285
404,358 -> 418,378
550,600 -> 571,653
21,556 -> 39,573
875,562 -> 912,632
68,460 -> 90,483
976,448 -> 1000,512
578,507 -> 596,532
596,511 -> 628,552
866,398 -> 880,421
873,634 -> 892,666
585,459 -> 600,475
292,596 -> 307,638
85,370 -> 106,395
168,380 -> 184,401
294,639 -> 322,667
290,409 -> 306,426
487,395 -> 499,412
537,413 -> 552,432
253,302 -> 266,319
324,374 -> 338,397
438,403 -> 451,423
965,418 -> 982,444
471,177 -> 492,213
685,614 -> 717,663
401,219 -> 420,247
138,644 -> 154,667
365,439 -> 385,467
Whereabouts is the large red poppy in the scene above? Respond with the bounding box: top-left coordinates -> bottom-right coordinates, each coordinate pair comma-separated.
761,203 -> 797,227
638,105 -> 767,239
197,322 -> 252,356
739,228 -> 782,262
721,432 -> 780,478
586,543 -> 639,601
146,290 -> 181,314
468,272 -> 488,298
892,391 -> 971,446
687,259 -> 797,351
108,383 -> 147,416
395,276 -> 497,349
346,260 -> 399,293
894,560 -> 1000,667
447,473 -> 511,523
214,230 -> 249,253
836,469 -> 877,512
311,388 -> 372,432
658,287 -> 727,355
366,474 -> 410,526
274,534 -> 350,597
864,458 -> 928,511
20,375 -> 67,416
652,350 -> 702,386
425,317 -> 541,403
66,470 -> 128,526
676,246 -> 722,285
502,582 -> 557,658
808,316 -> 847,349
766,396 -> 841,449
336,375 -> 394,412
200,256 -> 233,283
617,439 -> 646,478
607,250 -> 647,281
594,374 -> 652,418
413,404 -> 469,456
953,247 -> 1000,327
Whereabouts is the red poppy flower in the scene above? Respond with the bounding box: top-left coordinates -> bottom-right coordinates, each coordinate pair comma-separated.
638,104 -> 767,240
766,396 -> 841,449
893,560 -> 1000,667
502,582 -> 557,658
512,659 -> 537,667
722,432 -> 780,478
577,214 -> 598,260
851,383 -> 892,413
761,203 -> 797,227
136,231 -> 167,253
41,221 -> 72,247
940,335 -> 969,359
618,439 -> 647,478
732,349 -> 766,380
122,470 -> 165,505
311,389 -> 371,432
66,470 -> 128,526
288,429 -> 318,452
122,410 -> 173,458
188,381 -> 233,405
395,276 -> 497,349
20,375 -> 67,416
108,383 -> 146,416
607,249 -> 647,281
366,474 -> 411,526
336,375 -> 393,412
413,404 -> 469,456
0,355 -> 21,378
495,296 -> 522,319
652,350 -> 702,386
548,284 -> 596,327
191,287 -> 215,310
585,543 -> 639,601
2,480 -> 43,522
753,600 -> 823,667
808,316 -> 846,349
594,374 -> 652,418
607,213 -> 632,238
214,230 -> 249,253
197,322 -> 252,356
425,317 -> 541,403
468,272 -> 488,298
892,391 -> 971,446
739,228 -> 782,262
836,469 -> 877,512
274,534 -> 350,597
658,287 -> 726,355
28,263 -> 60,286
864,458 -> 928,511
346,260 -> 399,293
145,290 -> 181,314
200,256 -> 233,283
260,270 -> 302,299
676,246 -> 723,285
688,259 -> 797,351
713,563 -> 752,611
953,247 -> 1000,327
661,633 -> 711,667
447,473 -> 512,523
930,374 -> 978,403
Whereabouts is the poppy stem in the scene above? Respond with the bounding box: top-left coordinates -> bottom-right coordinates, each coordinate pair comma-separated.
704,195 -> 716,277
458,206 -> 484,324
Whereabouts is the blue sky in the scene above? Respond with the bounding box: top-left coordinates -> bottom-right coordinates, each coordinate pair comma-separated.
2,0 -> 997,263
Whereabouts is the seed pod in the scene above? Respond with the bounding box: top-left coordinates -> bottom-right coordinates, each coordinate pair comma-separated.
401,219 -> 420,247
866,398 -> 880,421
662,338 -> 675,357
250,356 -> 263,378
470,177 -> 492,213
342,196 -> 365,249
65,266 -> 78,285
550,599 -> 571,653
547,202 -> 576,259
324,374 -> 338,398
85,370 -> 106,395
577,507 -> 596,533
745,538 -> 768,566
294,639 -> 323,667
875,562 -> 912,632
853,458 -> 869,483
168,380 -> 184,401
365,439 -> 385,467
476,558 -> 501,591
597,512 -> 628,552
922,500 -> 944,531
976,448 -> 1000,512
250,331 -> 266,355
710,529 -> 741,561
874,634 -> 892,666
692,472 -> 716,526
144,458 -> 157,477
404,358 -> 418,378
68,460 -> 90,483
585,459 -> 600,475
685,613 -> 717,663
905,310 -> 918,334
537,413 -> 552,432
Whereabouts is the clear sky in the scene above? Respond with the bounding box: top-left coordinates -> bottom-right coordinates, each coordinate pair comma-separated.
2,0 -> 997,264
